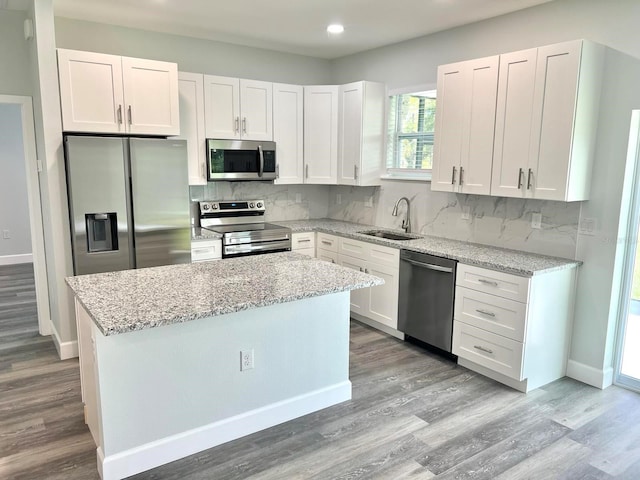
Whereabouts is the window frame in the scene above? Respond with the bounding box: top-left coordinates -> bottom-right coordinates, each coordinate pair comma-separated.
383,84 -> 436,182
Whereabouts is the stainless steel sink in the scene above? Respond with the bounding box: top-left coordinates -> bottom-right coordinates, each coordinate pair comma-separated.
358,230 -> 421,241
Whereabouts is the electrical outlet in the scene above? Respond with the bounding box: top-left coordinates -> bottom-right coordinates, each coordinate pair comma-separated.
295,193 -> 302,204
579,217 -> 597,236
365,196 -> 373,208
461,206 -> 471,220
336,193 -> 342,205
240,349 -> 254,371
2,230 -> 10,239
531,213 -> 542,229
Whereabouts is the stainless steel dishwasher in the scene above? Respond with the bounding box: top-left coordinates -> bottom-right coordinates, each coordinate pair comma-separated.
398,250 -> 457,354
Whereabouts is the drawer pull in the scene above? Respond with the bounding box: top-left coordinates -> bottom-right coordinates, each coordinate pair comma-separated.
321,240 -> 333,245
474,345 -> 494,354
475,309 -> 496,317
478,279 -> 499,287
297,239 -> 311,243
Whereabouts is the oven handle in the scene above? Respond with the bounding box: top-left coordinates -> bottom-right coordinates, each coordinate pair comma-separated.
258,145 -> 264,178
402,258 -> 453,273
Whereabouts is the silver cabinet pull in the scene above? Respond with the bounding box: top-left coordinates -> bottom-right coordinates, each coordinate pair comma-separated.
321,240 -> 332,246
127,105 -> 132,125
354,165 -> 359,180
364,268 -> 369,274
459,166 -> 464,185
235,117 -> 239,133
242,117 -> 247,134
451,166 -> 457,185
478,278 -> 499,287
331,259 -> 335,263
359,267 -> 363,272
117,105 -> 123,125
517,168 -> 524,189
527,168 -> 533,190
298,239 -> 311,243
475,309 -> 496,317
474,345 -> 494,354
305,164 -> 309,179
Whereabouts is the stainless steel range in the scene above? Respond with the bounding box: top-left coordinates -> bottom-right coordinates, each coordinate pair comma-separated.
198,200 -> 291,258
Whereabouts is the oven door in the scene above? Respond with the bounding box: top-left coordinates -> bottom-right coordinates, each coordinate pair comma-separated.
207,139 -> 276,181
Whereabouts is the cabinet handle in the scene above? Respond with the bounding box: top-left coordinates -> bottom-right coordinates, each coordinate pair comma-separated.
242,117 -> 247,134
364,268 -> 369,274
354,165 -> 359,180
321,240 -> 332,246
127,105 -> 132,125
527,168 -> 533,190
359,267 -> 363,272
478,278 -> 499,287
117,105 -> 123,125
474,345 -> 494,354
517,168 -> 524,189
305,164 -> 309,179
235,117 -> 239,133
451,166 -> 457,185
298,239 -> 311,243
475,309 -> 496,318
459,166 -> 464,186
331,259 -> 335,263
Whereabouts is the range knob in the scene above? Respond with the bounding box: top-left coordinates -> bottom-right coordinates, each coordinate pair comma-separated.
212,204 -> 218,210
202,204 -> 210,210
256,202 -> 263,208
249,203 -> 255,208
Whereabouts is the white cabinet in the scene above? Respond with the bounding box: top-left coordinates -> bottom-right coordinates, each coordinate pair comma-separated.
304,86 -> 339,184
338,81 -> 385,186
452,263 -> 576,392
178,72 -> 207,185
57,49 -> 180,135
491,40 -> 604,201
273,83 -> 304,184
431,55 -> 499,195
191,239 -> 221,262
291,232 -> 315,257
316,233 -> 339,264
337,237 -> 400,334
203,75 -> 273,141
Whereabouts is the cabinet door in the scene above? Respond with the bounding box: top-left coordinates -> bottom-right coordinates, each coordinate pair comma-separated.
459,56 -> 499,195
304,86 -> 339,184
57,49 -> 125,133
122,57 -> 180,136
528,41 -> 582,201
273,83 -> 304,184
178,72 -> 207,185
366,262 -> 399,329
491,49 -> 537,198
339,255 -> 368,315
239,79 -> 273,140
432,61 -> 466,192
317,249 -> 338,264
204,75 -> 240,139
338,82 -> 363,185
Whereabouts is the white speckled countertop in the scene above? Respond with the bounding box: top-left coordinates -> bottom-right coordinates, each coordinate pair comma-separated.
66,252 -> 383,336
273,219 -> 581,277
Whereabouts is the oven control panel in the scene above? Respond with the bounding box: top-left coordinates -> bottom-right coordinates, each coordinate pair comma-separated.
199,200 -> 265,215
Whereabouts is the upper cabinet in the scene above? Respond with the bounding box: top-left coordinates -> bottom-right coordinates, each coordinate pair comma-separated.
338,81 -> 385,186
57,49 -> 180,136
273,83 -> 304,184
203,75 -> 273,141
177,72 -> 207,186
304,85 -> 339,184
431,56 -> 499,195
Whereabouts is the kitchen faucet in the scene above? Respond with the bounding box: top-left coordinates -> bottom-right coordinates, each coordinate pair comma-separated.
392,197 -> 411,233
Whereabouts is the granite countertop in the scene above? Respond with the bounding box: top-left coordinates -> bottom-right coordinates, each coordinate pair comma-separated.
66,252 -> 382,336
273,219 -> 581,277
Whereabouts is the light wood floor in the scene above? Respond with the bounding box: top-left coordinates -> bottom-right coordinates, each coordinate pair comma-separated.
2,264 -> 640,479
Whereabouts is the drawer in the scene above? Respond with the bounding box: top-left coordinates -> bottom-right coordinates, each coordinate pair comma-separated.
317,233 -> 338,252
454,286 -> 527,342
457,263 -> 530,303
368,243 -> 399,267
317,249 -> 338,264
339,237 -> 368,258
295,247 -> 315,258
292,232 -> 315,250
452,321 -> 524,381
191,239 -> 221,262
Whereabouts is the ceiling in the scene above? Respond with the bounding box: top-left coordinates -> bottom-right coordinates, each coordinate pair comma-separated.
13,0 -> 554,59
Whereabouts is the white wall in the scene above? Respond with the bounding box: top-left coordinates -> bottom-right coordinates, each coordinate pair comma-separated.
54,17 -> 332,85
0,9 -> 32,96
0,103 -> 32,257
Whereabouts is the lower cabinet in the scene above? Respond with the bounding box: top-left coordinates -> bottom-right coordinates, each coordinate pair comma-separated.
191,239 -> 221,262
291,232 -> 315,257
452,263 -> 576,392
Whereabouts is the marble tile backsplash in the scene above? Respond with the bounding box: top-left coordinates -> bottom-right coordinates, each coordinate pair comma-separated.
191,179 -> 580,259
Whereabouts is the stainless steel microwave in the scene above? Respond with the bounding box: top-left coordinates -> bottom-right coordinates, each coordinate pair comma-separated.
206,139 -> 276,181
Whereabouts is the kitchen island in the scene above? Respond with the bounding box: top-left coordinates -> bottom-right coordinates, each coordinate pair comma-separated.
66,252 -> 382,480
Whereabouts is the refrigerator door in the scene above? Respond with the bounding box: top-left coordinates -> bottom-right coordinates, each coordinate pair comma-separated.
65,136 -> 133,274
129,138 -> 191,268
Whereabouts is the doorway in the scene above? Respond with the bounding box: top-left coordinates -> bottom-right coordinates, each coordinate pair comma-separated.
615,110 -> 640,392
0,95 -> 51,337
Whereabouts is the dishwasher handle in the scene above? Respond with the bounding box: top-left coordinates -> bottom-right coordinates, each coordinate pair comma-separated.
402,257 -> 454,273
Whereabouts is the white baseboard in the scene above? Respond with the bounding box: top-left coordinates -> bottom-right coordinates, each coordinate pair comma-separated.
51,322 -> 79,360
351,313 -> 405,340
100,381 -> 352,480
0,253 -> 33,265
566,359 -> 614,389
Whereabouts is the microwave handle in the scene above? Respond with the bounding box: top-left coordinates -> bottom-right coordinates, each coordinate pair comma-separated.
257,144 -> 264,178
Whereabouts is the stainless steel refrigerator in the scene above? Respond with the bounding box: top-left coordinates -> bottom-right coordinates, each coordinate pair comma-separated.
64,135 -> 191,275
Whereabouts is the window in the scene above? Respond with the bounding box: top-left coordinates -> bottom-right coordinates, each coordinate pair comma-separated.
386,89 -> 436,179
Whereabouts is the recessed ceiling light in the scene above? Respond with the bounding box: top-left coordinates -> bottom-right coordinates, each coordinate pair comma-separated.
327,24 -> 345,35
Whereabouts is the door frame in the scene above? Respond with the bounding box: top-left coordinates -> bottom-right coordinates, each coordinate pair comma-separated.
0,95 -> 51,336
614,110 -> 640,392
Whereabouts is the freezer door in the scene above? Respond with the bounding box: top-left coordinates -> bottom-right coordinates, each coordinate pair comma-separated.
64,136 -> 132,274
129,138 -> 191,268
